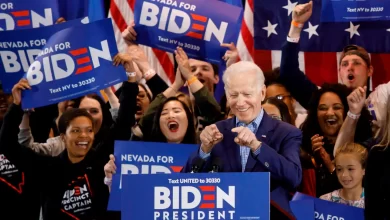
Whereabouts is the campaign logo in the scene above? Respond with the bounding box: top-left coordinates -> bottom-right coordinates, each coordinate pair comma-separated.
119,154 -> 182,188
108,141 -> 198,211
61,174 -> 93,217
0,154 -> 24,194
0,39 -> 46,77
139,1 -> 228,44
154,184 -> 235,219
20,18 -> 126,109
0,17 -> 89,94
0,1 -> 57,31
134,0 -> 242,63
26,39 -> 112,88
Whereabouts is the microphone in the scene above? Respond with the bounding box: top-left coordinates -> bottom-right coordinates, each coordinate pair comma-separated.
209,157 -> 223,173
190,158 -> 205,173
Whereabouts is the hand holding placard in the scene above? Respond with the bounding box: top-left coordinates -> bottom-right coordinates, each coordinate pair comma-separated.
12,79 -> 31,106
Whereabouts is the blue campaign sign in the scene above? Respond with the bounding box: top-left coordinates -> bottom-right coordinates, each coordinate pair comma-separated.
121,173 -> 270,220
20,18 -> 127,109
133,0 -> 243,64
107,141 -> 198,211
290,200 -> 315,220
291,192 -> 364,220
0,0 -> 60,31
0,18 -> 88,94
321,0 -> 390,22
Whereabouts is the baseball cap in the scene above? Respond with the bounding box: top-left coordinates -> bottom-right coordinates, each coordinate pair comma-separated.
339,45 -> 371,67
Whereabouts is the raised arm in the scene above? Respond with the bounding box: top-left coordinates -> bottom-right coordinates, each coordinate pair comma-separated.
334,86 -> 366,156
123,22 -> 169,96
175,47 -> 222,124
279,1 -> 318,109
1,79 -> 51,171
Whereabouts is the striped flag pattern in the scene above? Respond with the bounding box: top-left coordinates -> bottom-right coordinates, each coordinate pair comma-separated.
109,0 -> 390,92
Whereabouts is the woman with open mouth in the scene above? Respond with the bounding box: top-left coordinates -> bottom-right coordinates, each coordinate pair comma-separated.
298,83 -> 372,198
149,96 -> 197,144
133,47 -> 220,143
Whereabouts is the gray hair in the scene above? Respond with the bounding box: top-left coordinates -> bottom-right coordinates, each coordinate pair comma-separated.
223,61 -> 265,92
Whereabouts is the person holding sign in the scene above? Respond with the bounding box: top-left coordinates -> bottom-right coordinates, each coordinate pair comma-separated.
0,79 -> 112,219
319,143 -> 366,208
183,61 -> 302,219
122,23 -> 224,135
16,53 -> 139,157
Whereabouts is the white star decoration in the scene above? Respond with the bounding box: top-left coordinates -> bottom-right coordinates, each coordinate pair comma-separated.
282,0 -> 298,16
304,22 -> 319,39
387,28 -> 390,32
345,22 -> 360,39
262,20 -> 278,37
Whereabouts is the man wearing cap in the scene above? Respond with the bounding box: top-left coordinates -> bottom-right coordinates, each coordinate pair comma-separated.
278,1 -> 374,112
278,1 -> 387,149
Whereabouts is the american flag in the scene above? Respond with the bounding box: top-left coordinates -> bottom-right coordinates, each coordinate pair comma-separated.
109,0 -> 390,92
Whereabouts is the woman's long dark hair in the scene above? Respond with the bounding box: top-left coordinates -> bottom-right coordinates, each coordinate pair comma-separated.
300,83 -> 372,154
148,97 -> 197,144
262,97 -> 293,125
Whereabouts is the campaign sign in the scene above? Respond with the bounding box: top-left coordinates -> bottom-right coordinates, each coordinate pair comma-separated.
0,0 -> 60,31
0,18 -> 89,93
21,18 -> 127,109
290,192 -> 364,220
107,141 -> 198,211
133,0 -> 243,64
121,173 -> 270,220
321,0 -> 390,22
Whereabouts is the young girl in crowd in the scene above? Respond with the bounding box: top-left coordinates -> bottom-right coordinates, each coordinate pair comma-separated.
299,83 -> 372,197
320,142 -> 367,208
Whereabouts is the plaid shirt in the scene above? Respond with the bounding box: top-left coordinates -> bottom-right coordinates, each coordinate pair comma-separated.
200,109 -> 264,172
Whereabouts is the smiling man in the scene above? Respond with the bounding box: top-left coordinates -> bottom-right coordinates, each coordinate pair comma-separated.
183,61 -> 302,220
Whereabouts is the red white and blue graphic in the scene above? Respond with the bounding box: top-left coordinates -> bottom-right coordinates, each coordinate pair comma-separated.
133,0 -> 243,64
0,0 -> 60,31
20,18 -> 127,109
0,18 -> 87,94
290,192 -> 364,220
254,0 -> 390,54
107,141 -> 198,211
321,0 -> 390,22
121,173 -> 270,220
